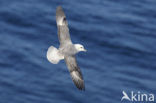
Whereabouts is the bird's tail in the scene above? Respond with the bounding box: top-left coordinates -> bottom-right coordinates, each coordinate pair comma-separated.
47,46 -> 64,64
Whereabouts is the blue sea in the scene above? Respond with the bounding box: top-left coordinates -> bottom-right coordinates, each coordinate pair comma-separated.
0,0 -> 156,103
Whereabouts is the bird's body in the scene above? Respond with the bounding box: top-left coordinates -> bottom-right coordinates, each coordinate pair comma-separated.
47,6 -> 86,90
59,44 -> 77,56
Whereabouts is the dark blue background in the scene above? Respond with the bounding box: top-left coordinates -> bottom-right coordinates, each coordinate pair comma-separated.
0,0 -> 156,103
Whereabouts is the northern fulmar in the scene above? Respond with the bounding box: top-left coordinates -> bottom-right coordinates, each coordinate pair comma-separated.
47,6 -> 87,90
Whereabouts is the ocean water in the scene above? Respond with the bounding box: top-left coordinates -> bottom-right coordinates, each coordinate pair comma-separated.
0,0 -> 156,103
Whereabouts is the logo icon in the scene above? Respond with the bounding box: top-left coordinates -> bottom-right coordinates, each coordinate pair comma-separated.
121,91 -> 131,101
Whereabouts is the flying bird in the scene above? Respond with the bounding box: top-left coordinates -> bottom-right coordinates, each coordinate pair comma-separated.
47,6 -> 87,90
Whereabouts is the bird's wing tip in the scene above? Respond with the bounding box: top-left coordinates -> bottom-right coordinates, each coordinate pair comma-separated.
57,6 -> 63,10
79,87 -> 85,91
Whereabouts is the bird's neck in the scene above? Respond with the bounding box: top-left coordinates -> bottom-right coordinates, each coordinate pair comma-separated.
74,44 -> 80,53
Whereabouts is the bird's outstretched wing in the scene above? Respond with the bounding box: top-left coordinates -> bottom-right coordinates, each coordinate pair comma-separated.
65,55 -> 85,90
56,6 -> 72,47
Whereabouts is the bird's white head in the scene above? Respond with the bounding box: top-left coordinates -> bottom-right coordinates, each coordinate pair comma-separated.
74,44 -> 87,52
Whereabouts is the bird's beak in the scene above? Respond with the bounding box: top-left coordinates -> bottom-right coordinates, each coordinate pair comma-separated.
83,49 -> 87,52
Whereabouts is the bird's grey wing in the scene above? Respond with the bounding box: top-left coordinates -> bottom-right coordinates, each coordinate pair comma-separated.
65,55 -> 85,90
56,6 -> 72,47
